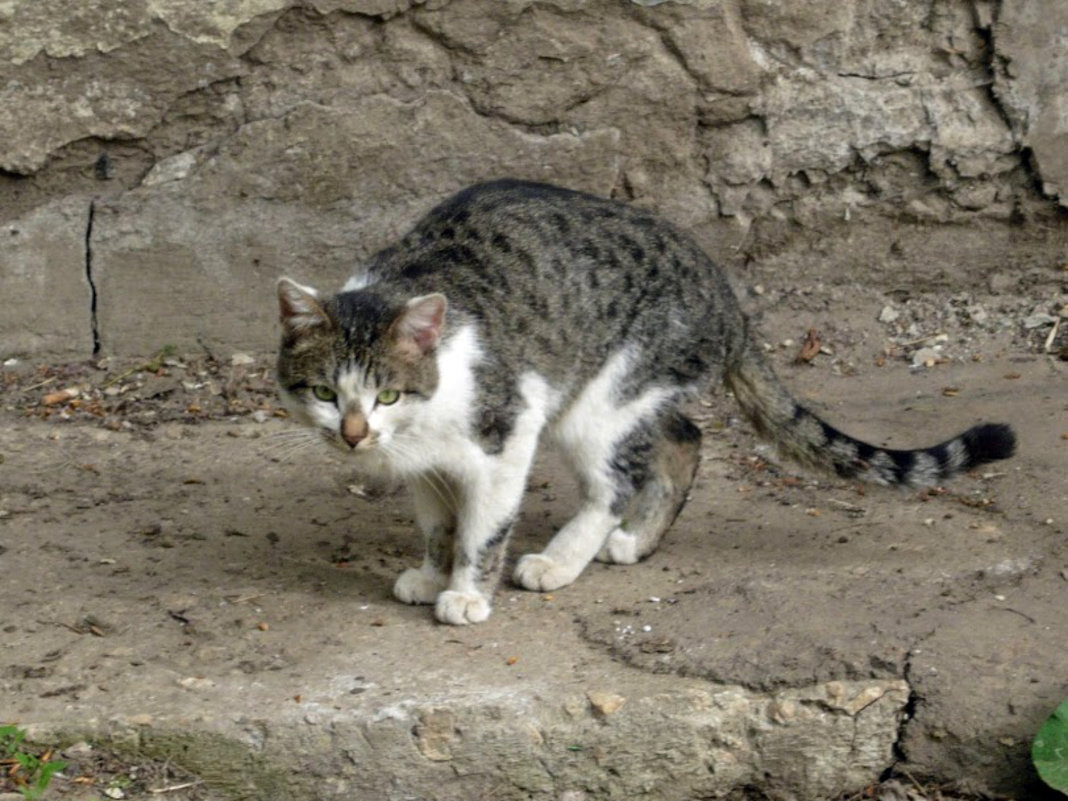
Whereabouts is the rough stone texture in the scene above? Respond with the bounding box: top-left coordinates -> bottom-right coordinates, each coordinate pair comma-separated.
0,198 -> 95,357
90,92 -> 620,355
1,0 -> 1065,359
992,0 -> 1068,203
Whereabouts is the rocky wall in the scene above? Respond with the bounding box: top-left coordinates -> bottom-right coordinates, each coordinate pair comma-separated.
0,0 -> 1064,360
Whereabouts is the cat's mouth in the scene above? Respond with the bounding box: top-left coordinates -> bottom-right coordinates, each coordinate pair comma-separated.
323,427 -> 379,453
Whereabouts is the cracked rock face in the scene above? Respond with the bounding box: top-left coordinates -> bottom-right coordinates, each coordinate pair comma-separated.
0,0 -> 1064,359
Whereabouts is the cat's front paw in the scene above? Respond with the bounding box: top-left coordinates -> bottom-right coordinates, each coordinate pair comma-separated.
393,566 -> 447,605
513,553 -> 581,592
435,590 -> 492,625
594,528 -> 640,565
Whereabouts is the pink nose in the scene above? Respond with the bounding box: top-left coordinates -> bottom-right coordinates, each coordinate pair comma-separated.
342,412 -> 368,448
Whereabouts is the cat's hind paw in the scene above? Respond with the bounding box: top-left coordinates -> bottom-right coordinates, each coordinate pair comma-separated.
393,566 -> 447,605
513,553 -> 581,592
594,528 -> 640,565
435,590 -> 492,625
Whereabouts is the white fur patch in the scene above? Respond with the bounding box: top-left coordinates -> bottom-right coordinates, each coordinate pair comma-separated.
342,271 -> 379,292
514,346 -> 673,592
906,451 -> 939,486
377,324 -> 485,477
551,346 -> 671,481
864,450 -> 898,486
944,438 -> 967,474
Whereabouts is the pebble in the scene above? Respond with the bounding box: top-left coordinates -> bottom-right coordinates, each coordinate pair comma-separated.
878,304 -> 900,323
587,690 -> 626,717
1023,312 -> 1056,329
911,347 -> 943,368
177,676 -> 215,690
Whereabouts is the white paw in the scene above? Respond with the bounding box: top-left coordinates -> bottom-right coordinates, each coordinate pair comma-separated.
513,553 -> 581,592
393,566 -> 447,605
595,528 -> 640,565
435,590 -> 492,625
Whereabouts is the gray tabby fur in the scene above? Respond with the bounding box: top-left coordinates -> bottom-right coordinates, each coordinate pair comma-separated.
276,179 -> 1016,625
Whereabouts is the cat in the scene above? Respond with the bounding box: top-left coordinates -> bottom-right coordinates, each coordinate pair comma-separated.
275,179 -> 1015,625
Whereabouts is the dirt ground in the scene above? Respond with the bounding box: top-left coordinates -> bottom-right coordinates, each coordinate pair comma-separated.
0,272 -> 1065,800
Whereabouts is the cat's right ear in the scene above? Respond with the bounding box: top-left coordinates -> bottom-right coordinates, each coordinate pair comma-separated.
278,278 -> 329,335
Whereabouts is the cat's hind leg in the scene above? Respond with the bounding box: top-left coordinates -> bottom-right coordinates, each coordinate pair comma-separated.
514,350 -> 675,592
393,474 -> 457,605
596,409 -> 701,565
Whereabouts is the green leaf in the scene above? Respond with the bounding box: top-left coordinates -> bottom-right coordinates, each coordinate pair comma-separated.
1033,699 -> 1068,794
36,758 -> 67,787
0,724 -> 26,755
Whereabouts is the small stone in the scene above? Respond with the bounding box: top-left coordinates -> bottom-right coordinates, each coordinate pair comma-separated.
911,346 -> 944,368
1023,312 -> 1056,329
587,690 -> 626,717
231,352 -> 256,367
967,305 -> 989,325
64,741 -> 93,756
251,409 -> 269,424
177,676 -> 215,690
878,304 -> 900,323
767,699 -> 797,724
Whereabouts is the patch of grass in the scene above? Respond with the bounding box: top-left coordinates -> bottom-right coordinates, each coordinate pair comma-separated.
0,724 -> 67,800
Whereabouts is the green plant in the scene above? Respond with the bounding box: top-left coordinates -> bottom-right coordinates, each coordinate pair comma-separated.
0,724 -> 67,800
1034,699 -> 1068,795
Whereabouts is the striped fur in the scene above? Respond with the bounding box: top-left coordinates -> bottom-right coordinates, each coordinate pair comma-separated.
725,339 -> 1016,488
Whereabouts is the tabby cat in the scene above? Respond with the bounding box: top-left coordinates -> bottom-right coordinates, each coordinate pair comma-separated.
276,179 -> 1015,625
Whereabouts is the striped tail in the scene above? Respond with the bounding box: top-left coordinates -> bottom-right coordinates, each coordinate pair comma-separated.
724,342 -> 1016,488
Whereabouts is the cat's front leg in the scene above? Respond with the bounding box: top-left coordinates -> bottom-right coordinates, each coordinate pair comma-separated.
393,475 -> 456,605
435,514 -> 515,625
433,371 -> 550,624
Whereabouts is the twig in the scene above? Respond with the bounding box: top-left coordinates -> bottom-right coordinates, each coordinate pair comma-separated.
24,376 -> 57,393
896,766 -> 931,798
150,780 -> 204,794
1044,315 -> 1060,353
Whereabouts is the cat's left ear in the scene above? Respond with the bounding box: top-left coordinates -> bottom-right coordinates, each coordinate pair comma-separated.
278,277 -> 329,335
391,293 -> 447,360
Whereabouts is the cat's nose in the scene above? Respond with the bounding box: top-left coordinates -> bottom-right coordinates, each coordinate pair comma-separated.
341,411 -> 369,448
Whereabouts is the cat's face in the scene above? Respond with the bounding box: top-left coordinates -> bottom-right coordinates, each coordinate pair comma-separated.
276,279 -> 446,461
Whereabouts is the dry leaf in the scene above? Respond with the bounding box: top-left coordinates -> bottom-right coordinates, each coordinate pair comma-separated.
797,328 -> 821,362
42,387 -> 79,406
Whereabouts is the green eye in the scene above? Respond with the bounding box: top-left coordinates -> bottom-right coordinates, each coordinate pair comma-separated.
376,389 -> 401,406
311,385 -> 337,403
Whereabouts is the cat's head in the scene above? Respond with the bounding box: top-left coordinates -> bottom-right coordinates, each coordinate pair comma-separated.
275,277 -> 447,458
